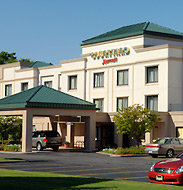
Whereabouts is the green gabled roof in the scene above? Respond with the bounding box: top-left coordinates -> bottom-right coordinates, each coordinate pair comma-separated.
29,61 -> 53,68
0,85 -> 96,110
81,22 -> 183,45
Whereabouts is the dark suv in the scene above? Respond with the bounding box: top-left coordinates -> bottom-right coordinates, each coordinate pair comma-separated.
32,131 -> 62,151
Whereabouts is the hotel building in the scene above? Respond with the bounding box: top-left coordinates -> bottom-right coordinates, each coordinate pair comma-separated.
1,22 -> 183,150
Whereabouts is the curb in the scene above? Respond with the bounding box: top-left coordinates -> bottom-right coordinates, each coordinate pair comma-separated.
96,151 -> 147,157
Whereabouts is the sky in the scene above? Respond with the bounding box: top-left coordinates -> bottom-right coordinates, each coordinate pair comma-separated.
1,0 -> 183,65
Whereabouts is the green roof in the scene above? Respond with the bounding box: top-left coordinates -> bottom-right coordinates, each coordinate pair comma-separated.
0,85 -> 96,110
81,22 -> 183,45
29,61 -> 53,68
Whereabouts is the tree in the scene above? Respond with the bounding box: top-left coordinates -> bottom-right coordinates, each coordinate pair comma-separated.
113,104 -> 161,146
18,58 -> 33,63
0,51 -> 17,64
0,116 -> 22,144
0,51 -> 33,65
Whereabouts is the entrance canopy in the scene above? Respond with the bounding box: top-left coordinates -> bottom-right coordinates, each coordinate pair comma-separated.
0,85 -> 97,152
0,85 -> 96,110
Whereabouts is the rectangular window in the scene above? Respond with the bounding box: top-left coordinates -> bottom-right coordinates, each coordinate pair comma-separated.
147,95 -> 158,111
21,82 -> 28,91
94,99 -> 104,112
69,75 -> 77,90
117,97 -> 128,111
44,81 -> 52,88
147,66 -> 158,83
5,84 -> 12,96
94,72 -> 104,88
117,70 -> 128,85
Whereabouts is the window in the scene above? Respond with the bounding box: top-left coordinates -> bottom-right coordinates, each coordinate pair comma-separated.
171,138 -> 180,145
5,84 -> 12,96
44,81 -> 52,88
147,66 -> 158,83
94,72 -> 104,88
147,95 -> 158,111
117,70 -> 128,85
21,82 -> 28,91
94,99 -> 104,112
32,132 -> 39,138
117,97 -> 128,111
69,75 -> 77,90
179,138 -> 183,144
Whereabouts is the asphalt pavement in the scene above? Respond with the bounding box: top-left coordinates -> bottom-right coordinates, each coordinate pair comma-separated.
0,149 -> 168,183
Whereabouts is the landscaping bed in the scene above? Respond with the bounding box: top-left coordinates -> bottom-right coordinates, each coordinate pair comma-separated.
103,146 -> 145,155
0,144 -> 21,152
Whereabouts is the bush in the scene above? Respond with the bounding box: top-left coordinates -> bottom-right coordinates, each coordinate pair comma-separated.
104,146 -> 145,155
0,144 -> 21,152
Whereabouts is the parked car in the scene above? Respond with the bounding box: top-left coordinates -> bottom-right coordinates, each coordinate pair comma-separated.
145,137 -> 183,158
148,152 -> 183,185
32,130 -> 62,151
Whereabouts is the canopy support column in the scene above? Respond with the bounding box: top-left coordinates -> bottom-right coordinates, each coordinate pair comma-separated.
22,110 -> 33,152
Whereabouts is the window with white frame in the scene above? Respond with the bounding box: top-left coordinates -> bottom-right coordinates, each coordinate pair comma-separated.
94,72 -> 104,88
21,82 -> 28,91
147,66 -> 158,83
117,97 -> 128,111
5,84 -> 12,96
117,70 -> 128,85
94,99 -> 104,112
69,75 -> 77,90
147,95 -> 158,111
44,81 -> 52,88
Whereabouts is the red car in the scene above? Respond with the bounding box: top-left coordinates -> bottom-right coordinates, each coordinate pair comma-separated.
149,152 -> 183,185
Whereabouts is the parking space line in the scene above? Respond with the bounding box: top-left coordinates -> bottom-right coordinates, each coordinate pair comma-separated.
115,176 -> 148,180
52,167 -> 126,173
0,163 -> 73,167
0,164 -> 94,169
74,170 -> 147,176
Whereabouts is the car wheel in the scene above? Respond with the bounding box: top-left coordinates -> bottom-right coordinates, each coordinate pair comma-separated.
166,149 -> 174,158
52,146 -> 59,151
151,154 -> 158,158
37,142 -> 42,151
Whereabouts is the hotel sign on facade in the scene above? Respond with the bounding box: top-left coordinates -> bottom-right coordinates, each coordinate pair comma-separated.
90,47 -> 130,65
90,47 -> 130,59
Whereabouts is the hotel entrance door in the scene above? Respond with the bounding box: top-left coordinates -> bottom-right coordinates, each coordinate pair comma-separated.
96,123 -> 114,150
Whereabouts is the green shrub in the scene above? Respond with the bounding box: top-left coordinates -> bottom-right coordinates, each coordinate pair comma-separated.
104,146 -> 145,155
103,148 -> 116,154
0,144 -> 21,152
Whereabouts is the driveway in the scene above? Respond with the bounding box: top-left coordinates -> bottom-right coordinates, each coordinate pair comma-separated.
0,150 -> 166,182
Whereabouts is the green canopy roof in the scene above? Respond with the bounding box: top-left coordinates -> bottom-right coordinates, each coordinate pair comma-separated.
0,85 -> 96,110
81,22 -> 183,45
29,61 -> 53,68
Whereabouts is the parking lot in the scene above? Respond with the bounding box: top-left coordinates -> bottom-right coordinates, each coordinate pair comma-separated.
0,150 -> 167,182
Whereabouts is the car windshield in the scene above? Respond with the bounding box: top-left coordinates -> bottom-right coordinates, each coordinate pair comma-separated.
45,131 -> 60,137
177,152 -> 183,158
153,138 -> 169,144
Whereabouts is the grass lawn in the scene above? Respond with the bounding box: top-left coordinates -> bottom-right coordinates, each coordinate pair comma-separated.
0,169 -> 182,190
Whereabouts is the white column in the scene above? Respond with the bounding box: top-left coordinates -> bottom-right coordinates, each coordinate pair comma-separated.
22,110 -> 33,152
85,113 -> 96,151
145,131 -> 153,144
66,123 -> 72,143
